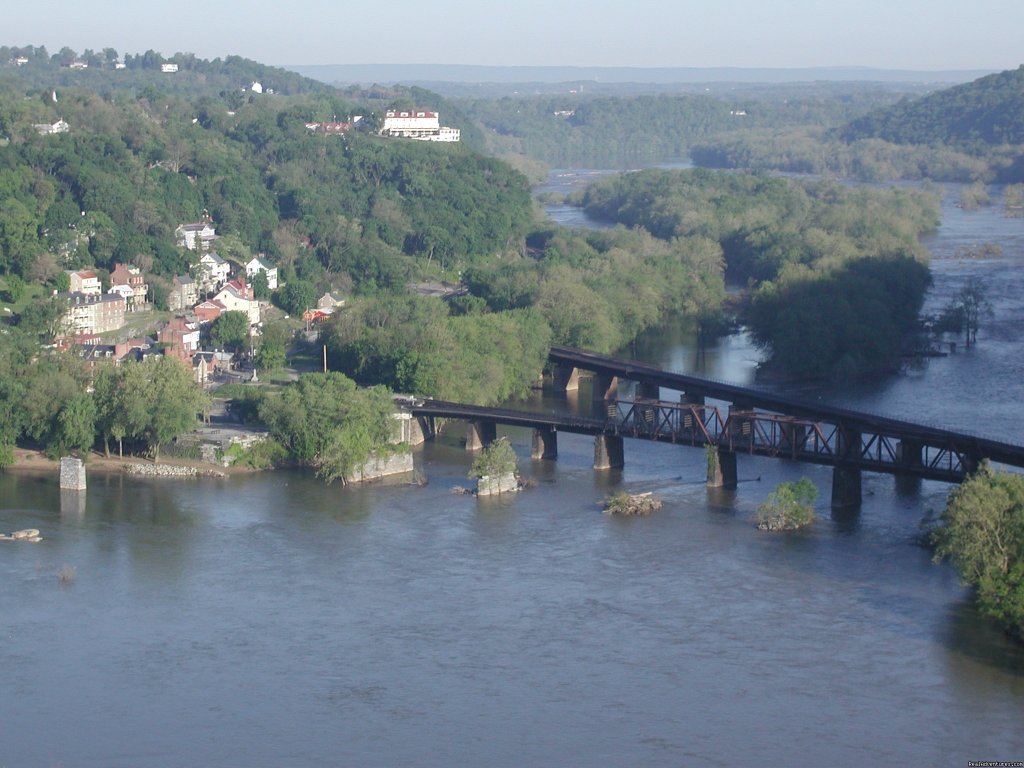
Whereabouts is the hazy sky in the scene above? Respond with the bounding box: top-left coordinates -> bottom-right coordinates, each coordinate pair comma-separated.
8,0 -> 1024,71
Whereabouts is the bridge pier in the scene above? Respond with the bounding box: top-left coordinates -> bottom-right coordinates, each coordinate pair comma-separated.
551,363 -> 580,393
831,467 -> 862,508
466,420 -> 497,452
636,381 -> 660,400
707,447 -> 738,489
897,438 -> 923,470
680,391 -> 705,406
594,435 -> 624,470
592,373 -> 619,403
531,426 -> 558,460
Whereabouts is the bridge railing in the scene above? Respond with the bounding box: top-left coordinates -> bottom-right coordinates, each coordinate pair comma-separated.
606,397 -> 976,480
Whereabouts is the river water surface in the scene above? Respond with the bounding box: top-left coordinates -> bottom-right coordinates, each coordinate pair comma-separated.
2,174 -> 1024,767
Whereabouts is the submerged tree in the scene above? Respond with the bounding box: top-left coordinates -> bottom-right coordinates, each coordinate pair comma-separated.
939,277 -> 993,346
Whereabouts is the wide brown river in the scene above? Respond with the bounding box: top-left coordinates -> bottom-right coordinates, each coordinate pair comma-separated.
2,177 -> 1023,766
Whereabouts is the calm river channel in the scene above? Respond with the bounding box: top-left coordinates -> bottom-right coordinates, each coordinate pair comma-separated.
2,173 -> 1024,767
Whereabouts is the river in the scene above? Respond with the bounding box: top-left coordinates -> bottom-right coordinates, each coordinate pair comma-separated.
2,172 -> 1023,767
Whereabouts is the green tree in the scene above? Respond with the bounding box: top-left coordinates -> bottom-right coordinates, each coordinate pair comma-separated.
276,279 -> 316,316
55,392 -> 97,457
469,436 -> 518,479
258,372 -> 396,483
934,464 -> 1024,641
254,321 -> 289,373
210,310 -> 251,353
121,356 -> 208,460
757,477 -> 818,531
250,269 -> 270,300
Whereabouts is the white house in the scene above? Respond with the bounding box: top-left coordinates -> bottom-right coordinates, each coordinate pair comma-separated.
176,220 -> 217,251
161,63 -> 179,73
381,109 -> 460,142
196,252 -> 230,292
250,81 -> 263,94
245,257 -> 278,290
33,119 -> 69,136
213,278 -> 260,325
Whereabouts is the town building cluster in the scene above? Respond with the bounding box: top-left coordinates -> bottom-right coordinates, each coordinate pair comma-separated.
58,216 -> 288,385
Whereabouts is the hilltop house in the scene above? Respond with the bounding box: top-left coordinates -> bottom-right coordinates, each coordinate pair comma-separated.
381,110 -> 460,142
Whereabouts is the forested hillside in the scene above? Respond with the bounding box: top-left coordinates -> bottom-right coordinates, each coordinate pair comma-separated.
841,66 -> 1024,149
0,58 -> 532,296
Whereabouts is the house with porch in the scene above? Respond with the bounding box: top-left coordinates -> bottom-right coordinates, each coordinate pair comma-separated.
176,219 -> 217,251
109,263 -> 149,310
196,252 -> 230,292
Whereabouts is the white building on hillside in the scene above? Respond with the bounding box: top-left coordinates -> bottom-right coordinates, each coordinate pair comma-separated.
197,252 -> 230,292
381,110 -> 460,142
176,219 -> 217,251
245,257 -> 278,290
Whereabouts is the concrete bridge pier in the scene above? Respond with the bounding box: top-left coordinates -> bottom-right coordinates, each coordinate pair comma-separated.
551,364 -> 580,393
592,372 -> 618,403
416,415 -> 437,441
531,426 -> 558,460
466,420 -> 497,452
707,447 -> 738,489
594,435 -> 624,470
831,467 -> 862,508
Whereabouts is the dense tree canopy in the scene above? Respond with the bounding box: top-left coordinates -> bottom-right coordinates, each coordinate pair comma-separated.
573,168 -> 939,378
934,464 -> 1024,642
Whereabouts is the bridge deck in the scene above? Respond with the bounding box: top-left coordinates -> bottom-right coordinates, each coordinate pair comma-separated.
400,346 -> 1024,483
548,345 -> 1024,469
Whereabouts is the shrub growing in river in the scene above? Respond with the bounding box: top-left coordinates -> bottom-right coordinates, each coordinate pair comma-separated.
757,478 -> 818,531
469,437 -> 518,480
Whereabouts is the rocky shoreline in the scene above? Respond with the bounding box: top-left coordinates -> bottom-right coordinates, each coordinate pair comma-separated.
124,462 -> 228,478
7,449 -> 245,478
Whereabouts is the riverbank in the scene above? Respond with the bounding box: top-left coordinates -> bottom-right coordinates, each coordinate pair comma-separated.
6,448 -> 260,477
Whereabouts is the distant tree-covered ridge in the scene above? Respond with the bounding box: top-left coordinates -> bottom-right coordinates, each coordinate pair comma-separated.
573,168 -> 939,379
691,67 -> 1024,183
458,86 -> 914,169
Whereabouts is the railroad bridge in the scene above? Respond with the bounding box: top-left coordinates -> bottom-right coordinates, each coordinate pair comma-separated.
402,345 -> 1024,507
